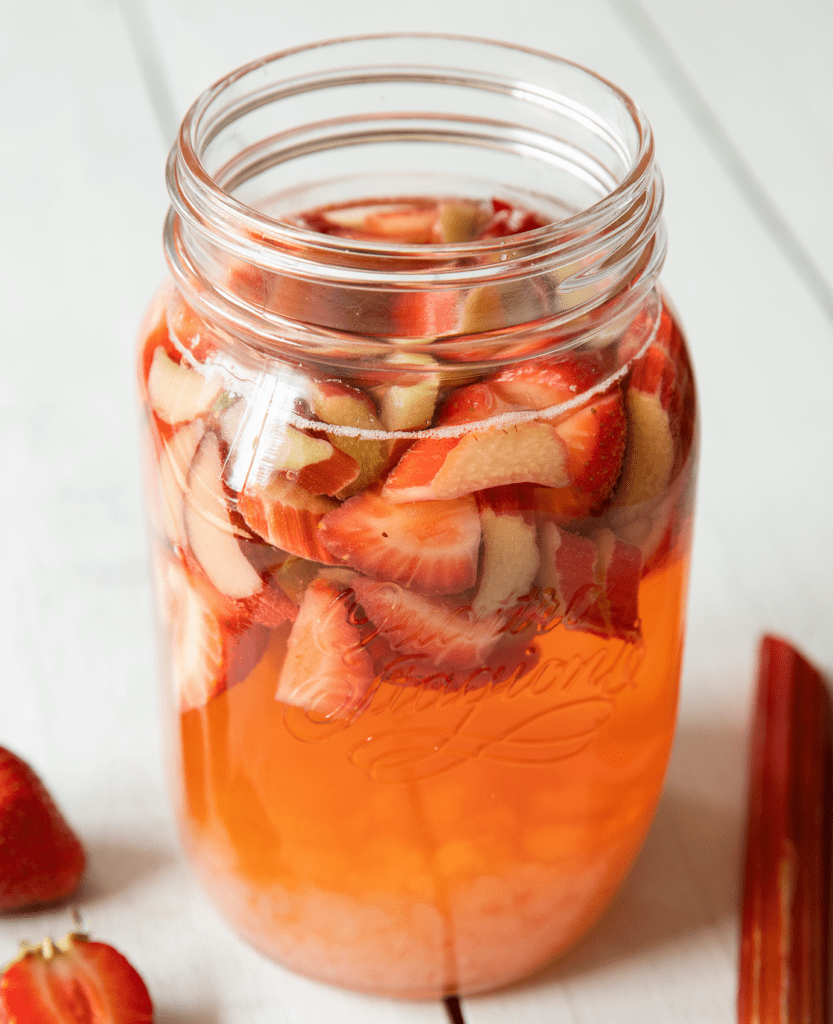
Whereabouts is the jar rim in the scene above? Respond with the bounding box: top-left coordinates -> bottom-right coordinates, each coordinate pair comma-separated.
173,32 -> 655,262
164,33 -> 666,358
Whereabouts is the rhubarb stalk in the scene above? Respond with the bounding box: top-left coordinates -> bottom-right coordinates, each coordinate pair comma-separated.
738,634 -> 832,1023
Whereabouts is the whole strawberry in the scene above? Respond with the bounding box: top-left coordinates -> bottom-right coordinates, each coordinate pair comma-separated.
0,931 -> 154,1023
0,747 -> 85,911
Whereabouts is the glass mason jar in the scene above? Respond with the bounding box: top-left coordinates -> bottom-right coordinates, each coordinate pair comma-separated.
137,35 -> 697,999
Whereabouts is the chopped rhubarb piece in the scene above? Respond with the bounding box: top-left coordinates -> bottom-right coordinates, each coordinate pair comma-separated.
146,346 -> 223,425
538,524 -> 642,642
164,560 -> 268,712
393,290 -> 459,338
318,486 -> 481,596
373,352 -> 440,433
473,497 -> 539,615
352,577 -> 505,672
276,578 -> 374,717
363,204 -> 439,243
237,475 -> 340,565
437,200 -> 488,242
184,433 -> 263,600
307,379 -> 389,497
382,421 -> 571,503
156,417 -> 205,546
615,338 -> 682,507
245,422 -> 360,497
738,635 -> 832,1024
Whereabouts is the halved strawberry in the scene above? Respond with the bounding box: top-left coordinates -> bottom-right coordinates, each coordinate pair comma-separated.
162,560 -> 268,712
276,577 -> 375,717
0,931 -> 153,1024
237,475 -> 341,565
183,433 -> 263,600
382,421 -> 571,503
318,485 -> 480,595
538,524 -> 642,642
352,576 -> 506,672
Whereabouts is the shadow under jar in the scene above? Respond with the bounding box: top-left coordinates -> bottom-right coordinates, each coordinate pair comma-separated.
137,34 -> 698,999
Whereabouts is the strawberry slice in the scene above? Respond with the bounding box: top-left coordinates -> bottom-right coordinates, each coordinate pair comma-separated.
538,524 -> 643,642
534,389 -> 627,517
0,931 -> 153,1024
276,577 -> 375,717
352,576 -> 506,672
237,474 -> 341,565
382,421 -> 571,503
319,486 -> 480,595
163,560 -> 268,712
0,749 -> 85,912
490,350 -> 608,410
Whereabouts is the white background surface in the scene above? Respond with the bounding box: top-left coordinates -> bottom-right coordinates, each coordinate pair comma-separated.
2,1 -> 832,1021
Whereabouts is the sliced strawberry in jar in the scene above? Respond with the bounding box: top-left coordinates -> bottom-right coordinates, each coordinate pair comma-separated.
184,433 -> 263,600
382,421 -> 571,503
490,350 -> 609,411
163,560 -> 268,712
276,577 -> 375,718
319,485 -> 481,596
352,577 -> 506,672
237,474 -> 341,565
539,524 -> 642,642
534,388 -> 628,518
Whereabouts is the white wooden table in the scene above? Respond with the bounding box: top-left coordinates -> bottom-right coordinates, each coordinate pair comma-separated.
2,1 -> 832,1021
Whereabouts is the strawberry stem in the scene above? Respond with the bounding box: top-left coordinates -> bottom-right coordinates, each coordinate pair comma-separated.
738,634 -> 832,1024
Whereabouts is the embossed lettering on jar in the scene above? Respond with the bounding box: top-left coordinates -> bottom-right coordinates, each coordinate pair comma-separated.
137,34 -> 698,999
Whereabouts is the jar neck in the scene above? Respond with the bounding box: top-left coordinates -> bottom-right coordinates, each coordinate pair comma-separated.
164,34 -> 667,365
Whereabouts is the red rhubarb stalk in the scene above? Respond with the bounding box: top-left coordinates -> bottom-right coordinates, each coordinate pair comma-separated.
738,634 -> 832,1023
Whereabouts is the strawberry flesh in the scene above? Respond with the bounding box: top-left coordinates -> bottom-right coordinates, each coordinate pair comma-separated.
319,486 -> 481,595
352,576 -> 506,672
0,932 -> 153,1024
276,578 -> 375,717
